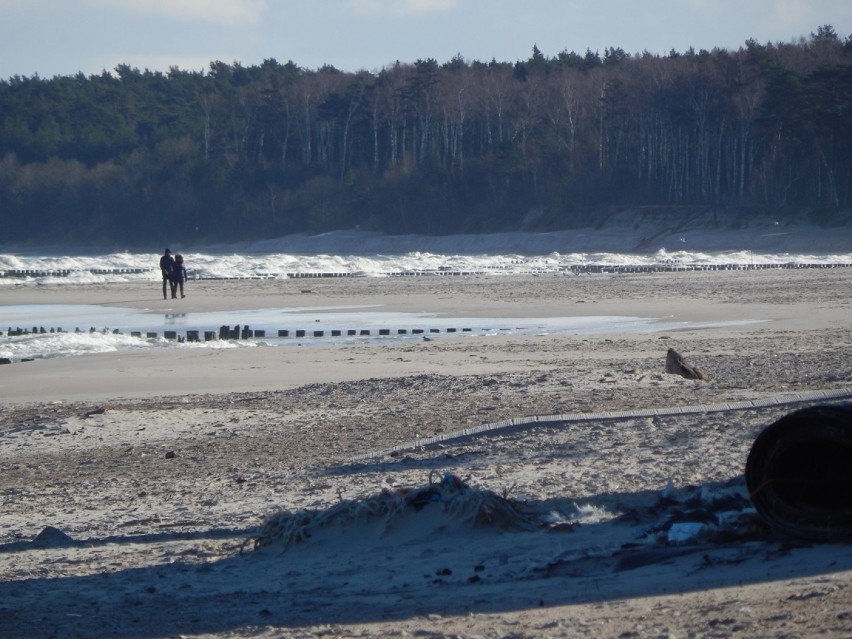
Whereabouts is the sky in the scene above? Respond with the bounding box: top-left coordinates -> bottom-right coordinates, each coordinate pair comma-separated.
0,0 -> 850,80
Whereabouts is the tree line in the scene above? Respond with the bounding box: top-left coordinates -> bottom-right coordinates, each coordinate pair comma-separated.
1,25 -> 850,247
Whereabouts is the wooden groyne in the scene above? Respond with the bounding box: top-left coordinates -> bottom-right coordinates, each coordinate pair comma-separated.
3,324 -> 476,344
1,262 -> 851,279
0,268 -> 149,278
567,262 -> 852,273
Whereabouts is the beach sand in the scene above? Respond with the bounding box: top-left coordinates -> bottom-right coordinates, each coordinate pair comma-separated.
2,269 -> 852,638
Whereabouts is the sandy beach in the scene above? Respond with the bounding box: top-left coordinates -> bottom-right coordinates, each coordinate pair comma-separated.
2,269 -> 852,638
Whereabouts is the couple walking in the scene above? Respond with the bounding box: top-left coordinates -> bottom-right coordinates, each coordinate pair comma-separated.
159,248 -> 187,299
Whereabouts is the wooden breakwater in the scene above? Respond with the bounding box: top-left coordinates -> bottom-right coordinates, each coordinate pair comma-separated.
567,262 -> 852,273
3,324 -> 476,344
0,268 -> 149,278
0,324 -> 472,364
1,262 -> 851,279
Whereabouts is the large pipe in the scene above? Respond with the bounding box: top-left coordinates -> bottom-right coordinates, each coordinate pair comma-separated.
746,403 -> 852,540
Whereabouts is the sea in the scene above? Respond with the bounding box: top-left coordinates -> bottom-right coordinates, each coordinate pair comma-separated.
2,229 -> 851,363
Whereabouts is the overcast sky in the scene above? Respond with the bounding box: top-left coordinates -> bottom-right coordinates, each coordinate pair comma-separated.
1,0 -> 850,80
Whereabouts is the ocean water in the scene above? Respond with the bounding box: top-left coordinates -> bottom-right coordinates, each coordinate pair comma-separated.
0,229 -> 846,362
0,303 -> 761,363
2,228 -> 851,284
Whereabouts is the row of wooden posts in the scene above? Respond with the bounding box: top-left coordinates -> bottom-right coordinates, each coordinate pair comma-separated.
2,262 -> 851,280
185,325 -> 472,342
5,325 -> 473,341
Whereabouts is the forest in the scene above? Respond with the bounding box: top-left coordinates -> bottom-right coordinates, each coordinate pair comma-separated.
1,25 -> 850,247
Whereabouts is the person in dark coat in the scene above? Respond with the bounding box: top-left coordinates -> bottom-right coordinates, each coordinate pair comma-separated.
159,248 -> 174,300
170,253 -> 187,299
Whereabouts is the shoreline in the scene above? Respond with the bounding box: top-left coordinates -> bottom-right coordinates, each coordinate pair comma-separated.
2,267 -> 845,317
3,270 -> 850,403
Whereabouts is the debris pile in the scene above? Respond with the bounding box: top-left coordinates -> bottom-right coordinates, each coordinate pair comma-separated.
253,472 -> 540,550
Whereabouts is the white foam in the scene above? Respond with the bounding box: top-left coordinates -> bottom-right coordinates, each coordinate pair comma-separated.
0,330 -> 250,361
2,228 -> 850,285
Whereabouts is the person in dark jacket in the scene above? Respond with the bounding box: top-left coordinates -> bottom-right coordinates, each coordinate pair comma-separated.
170,253 -> 187,299
159,248 -> 174,300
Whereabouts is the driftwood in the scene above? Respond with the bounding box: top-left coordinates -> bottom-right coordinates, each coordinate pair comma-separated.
665,348 -> 709,381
